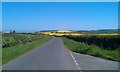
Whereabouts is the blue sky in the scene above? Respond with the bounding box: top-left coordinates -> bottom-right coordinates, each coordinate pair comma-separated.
0,2 -> 2,31
2,2 -> 118,32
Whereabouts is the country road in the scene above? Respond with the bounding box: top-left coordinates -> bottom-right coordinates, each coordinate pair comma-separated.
3,38 -> 118,70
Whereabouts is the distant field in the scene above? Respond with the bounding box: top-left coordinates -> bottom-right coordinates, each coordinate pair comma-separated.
2,34 -> 52,64
41,31 -> 119,37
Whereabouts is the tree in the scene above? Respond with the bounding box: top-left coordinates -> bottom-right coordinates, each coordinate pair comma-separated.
13,30 -> 16,34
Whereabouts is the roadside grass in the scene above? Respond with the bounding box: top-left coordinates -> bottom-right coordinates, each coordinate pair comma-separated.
2,35 -> 52,64
0,36 -> 2,66
0,47 -> 1,66
62,37 -> 119,61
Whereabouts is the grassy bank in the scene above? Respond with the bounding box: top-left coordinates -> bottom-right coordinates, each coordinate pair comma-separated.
62,37 -> 119,61
0,36 -> 2,66
0,47 -> 1,66
2,35 -> 52,64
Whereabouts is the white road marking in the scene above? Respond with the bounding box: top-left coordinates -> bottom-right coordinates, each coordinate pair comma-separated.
74,52 -> 80,55
0,65 -> 2,72
70,51 -> 82,70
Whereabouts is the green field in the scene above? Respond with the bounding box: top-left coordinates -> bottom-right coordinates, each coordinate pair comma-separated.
2,34 -> 52,64
62,37 -> 119,61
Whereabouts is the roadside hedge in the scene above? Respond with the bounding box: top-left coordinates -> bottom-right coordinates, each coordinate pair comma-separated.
64,35 -> 120,50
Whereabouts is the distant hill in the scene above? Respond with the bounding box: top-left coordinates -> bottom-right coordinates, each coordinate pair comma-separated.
76,29 -> 118,34
38,29 -> 119,34
57,30 -> 73,33
39,30 -> 73,33
39,30 -> 58,32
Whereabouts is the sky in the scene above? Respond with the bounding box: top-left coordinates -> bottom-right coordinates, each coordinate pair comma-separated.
2,2 -> 118,32
0,2 -> 2,31
2,0 -> 120,2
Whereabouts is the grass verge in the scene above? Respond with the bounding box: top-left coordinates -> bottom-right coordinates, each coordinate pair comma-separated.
62,37 -> 119,61
2,35 -> 52,64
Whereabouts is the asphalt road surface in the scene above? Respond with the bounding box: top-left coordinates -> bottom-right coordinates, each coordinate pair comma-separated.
3,38 -> 118,70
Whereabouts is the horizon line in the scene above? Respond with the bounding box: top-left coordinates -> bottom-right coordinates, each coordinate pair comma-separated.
1,28 -> 119,32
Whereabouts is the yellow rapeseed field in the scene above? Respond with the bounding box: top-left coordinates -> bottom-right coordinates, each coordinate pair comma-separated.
41,30 -> 119,36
